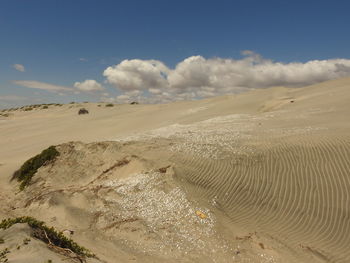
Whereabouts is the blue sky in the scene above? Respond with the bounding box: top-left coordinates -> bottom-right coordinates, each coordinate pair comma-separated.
1,0 -> 350,107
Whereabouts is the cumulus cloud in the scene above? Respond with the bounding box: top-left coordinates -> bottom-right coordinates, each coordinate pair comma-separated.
74,79 -> 103,92
104,52 -> 350,103
13,64 -> 25,72
13,80 -> 72,92
103,59 -> 169,91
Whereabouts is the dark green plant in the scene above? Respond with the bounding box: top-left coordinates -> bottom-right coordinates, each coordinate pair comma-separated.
0,217 -> 95,258
0,248 -> 9,263
105,103 -> 114,107
42,105 -> 49,109
23,238 -> 31,245
12,146 -> 59,190
24,107 -> 33,111
0,238 -> 4,244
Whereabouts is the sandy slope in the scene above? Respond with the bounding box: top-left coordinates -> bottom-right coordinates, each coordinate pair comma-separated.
0,77 -> 350,262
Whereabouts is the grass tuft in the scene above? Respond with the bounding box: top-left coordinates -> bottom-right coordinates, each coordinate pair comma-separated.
12,146 -> 59,190
0,217 -> 95,258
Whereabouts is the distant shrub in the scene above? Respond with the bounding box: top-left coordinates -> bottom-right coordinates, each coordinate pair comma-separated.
12,146 -> 59,190
78,108 -> 89,115
130,101 -> 139,105
97,104 -> 101,107
24,107 -> 33,111
0,217 -> 95,258
105,103 -> 114,107
42,105 -> 49,109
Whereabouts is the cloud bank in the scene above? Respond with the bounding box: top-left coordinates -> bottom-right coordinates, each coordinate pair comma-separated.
103,52 -> 350,103
13,64 -> 25,72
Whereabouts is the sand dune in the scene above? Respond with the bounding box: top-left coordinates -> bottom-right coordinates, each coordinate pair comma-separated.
1,77 -> 350,262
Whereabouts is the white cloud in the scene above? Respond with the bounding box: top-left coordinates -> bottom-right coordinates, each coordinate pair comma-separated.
103,59 -> 169,91
103,52 -> 350,103
74,79 -> 103,92
13,80 -> 72,92
13,64 -> 25,72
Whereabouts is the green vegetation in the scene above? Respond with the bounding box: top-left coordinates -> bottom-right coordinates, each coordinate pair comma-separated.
2,103 -> 65,112
105,103 -> 114,107
12,146 -> 59,190
0,248 -> 9,263
0,217 -> 95,258
23,238 -> 31,245
0,238 -> 4,244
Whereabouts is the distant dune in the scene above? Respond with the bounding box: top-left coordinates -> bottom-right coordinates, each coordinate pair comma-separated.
1,77 -> 350,262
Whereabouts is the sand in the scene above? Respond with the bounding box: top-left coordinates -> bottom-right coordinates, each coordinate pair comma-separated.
0,77 -> 350,262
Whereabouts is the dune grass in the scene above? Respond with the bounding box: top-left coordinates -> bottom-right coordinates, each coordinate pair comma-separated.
0,217 -> 95,258
12,146 -> 59,190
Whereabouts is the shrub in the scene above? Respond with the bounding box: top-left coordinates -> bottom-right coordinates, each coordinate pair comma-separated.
24,107 -> 33,111
130,101 -> 139,105
12,146 -> 59,190
42,105 -> 49,109
0,248 -> 9,262
0,217 -> 95,258
105,103 -> 114,107
78,108 -> 89,115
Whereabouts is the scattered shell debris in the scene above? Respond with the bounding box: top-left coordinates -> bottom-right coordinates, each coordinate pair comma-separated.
92,171 -> 237,260
115,112 -> 323,160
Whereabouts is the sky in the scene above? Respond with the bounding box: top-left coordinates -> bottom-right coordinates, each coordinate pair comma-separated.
1,0 -> 350,108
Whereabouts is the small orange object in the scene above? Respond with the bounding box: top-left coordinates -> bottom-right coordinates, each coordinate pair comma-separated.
196,210 -> 207,219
